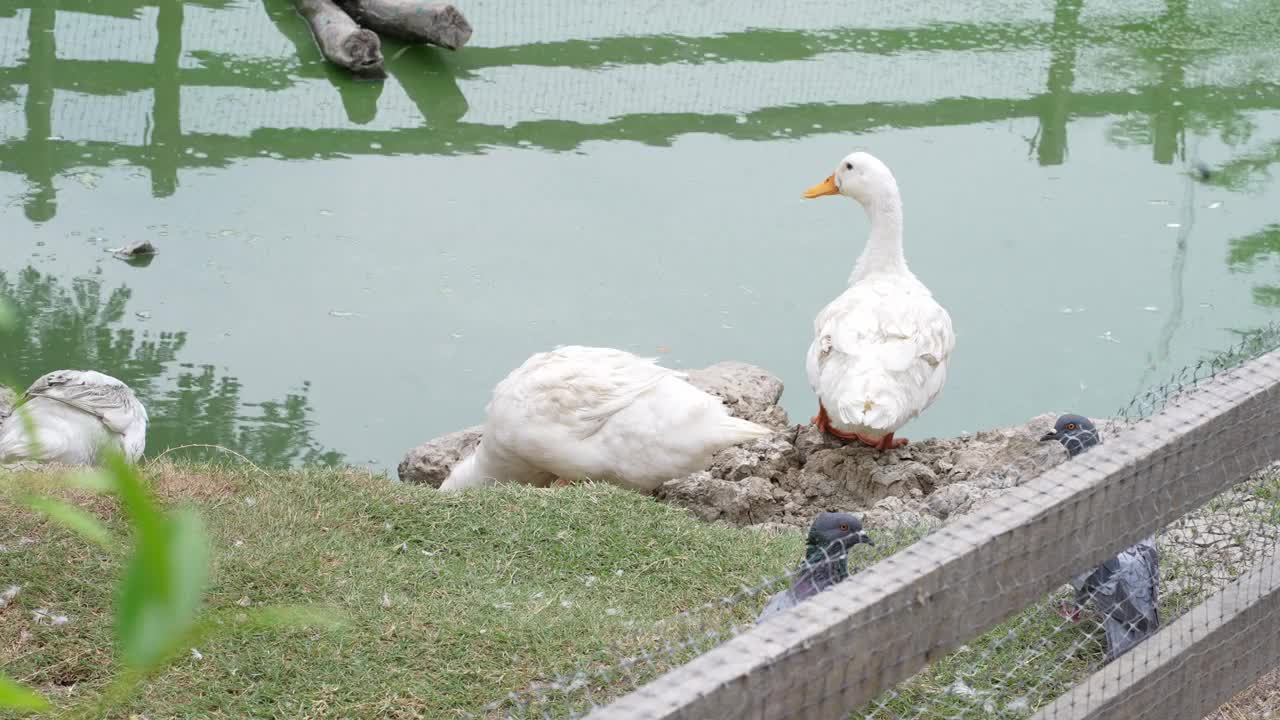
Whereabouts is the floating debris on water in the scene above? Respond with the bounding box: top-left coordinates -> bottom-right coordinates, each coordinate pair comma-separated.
1098,331 -> 1120,344
1166,222 -> 1182,228
1208,201 -> 1223,209
108,241 -> 157,255
73,172 -> 100,189
1143,306 -> 1159,312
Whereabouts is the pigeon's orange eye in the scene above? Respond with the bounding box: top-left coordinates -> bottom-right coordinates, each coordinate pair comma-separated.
1066,423 -> 1077,431
839,523 -> 850,531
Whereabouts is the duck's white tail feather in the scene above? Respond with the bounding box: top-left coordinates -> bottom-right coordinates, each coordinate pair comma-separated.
715,415 -> 774,446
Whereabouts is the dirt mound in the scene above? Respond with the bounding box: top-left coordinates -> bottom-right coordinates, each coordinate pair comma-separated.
400,361 -> 1070,530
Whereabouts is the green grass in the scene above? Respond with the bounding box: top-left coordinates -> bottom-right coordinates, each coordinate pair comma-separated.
0,463 -> 815,718
3,462 -> 1272,719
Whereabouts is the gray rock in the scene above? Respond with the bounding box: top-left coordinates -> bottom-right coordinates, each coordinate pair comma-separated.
746,521 -> 797,535
925,481 -> 980,519
397,425 -> 483,488
861,496 -> 941,532
0,386 -> 13,423
661,412 -> 1077,532
704,431 -> 799,483
397,356 -> 1078,539
685,361 -> 789,430
656,473 -> 778,525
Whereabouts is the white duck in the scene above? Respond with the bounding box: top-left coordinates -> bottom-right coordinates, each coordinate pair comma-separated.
441,346 -> 774,492
0,370 -> 149,465
801,151 -> 954,450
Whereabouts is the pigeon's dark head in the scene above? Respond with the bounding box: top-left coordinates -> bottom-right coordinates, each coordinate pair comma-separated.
807,512 -> 873,551
1040,414 -> 1101,458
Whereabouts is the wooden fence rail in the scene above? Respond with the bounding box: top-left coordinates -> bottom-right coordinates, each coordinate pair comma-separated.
586,348 -> 1280,720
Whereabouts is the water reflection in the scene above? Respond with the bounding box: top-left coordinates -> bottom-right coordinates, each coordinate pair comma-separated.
1228,224 -> 1280,307
0,267 -> 342,467
0,0 -> 1276,218
1209,140 -> 1280,192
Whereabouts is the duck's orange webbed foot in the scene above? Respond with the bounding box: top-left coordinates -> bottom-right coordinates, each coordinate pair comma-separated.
867,432 -> 908,450
812,403 -> 860,441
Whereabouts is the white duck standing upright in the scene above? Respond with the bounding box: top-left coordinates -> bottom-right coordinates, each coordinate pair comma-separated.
800,151 -> 955,450
440,346 -> 774,492
0,370 -> 149,465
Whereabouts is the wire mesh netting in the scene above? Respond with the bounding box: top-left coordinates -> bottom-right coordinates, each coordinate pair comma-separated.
474,324 -> 1280,720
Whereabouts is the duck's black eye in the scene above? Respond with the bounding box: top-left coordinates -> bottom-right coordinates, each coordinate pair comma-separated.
1066,423 -> 1077,431
844,162 -> 854,171
839,523 -> 850,532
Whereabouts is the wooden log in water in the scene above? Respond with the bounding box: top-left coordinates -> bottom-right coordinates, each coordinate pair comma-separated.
337,0 -> 473,50
295,0 -> 387,78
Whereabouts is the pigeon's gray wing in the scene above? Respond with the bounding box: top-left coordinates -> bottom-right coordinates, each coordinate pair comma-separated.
791,566 -> 827,604
23,371 -> 143,435
1093,538 -> 1160,659
756,588 -> 798,623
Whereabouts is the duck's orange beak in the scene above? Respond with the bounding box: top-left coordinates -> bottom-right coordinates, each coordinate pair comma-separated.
803,174 -> 839,199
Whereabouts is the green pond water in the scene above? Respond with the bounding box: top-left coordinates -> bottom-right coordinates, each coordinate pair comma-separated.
1,0 -> 1280,471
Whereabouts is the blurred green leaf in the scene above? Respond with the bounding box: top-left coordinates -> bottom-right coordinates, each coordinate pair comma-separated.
15,405 -> 43,461
104,451 -> 161,533
25,496 -> 113,549
116,508 -> 209,670
0,673 -> 49,711
104,451 -> 210,670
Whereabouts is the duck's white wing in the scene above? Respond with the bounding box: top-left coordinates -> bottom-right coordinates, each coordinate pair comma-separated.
810,279 -> 954,434
492,346 -> 680,441
0,387 -> 13,424
23,370 -> 147,435
469,346 -> 771,492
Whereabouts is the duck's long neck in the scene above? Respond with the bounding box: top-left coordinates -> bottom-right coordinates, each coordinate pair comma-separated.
849,186 -> 908,284
440,442 -> 501,491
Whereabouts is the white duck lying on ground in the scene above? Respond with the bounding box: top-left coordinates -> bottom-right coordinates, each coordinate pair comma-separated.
440,346 -> 774,492
0,370 -> 149,465
801,151 -> 955,450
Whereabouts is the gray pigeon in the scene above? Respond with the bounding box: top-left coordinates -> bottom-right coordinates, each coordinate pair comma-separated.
1042,414 -> 1160,661
756,512 -> 873,623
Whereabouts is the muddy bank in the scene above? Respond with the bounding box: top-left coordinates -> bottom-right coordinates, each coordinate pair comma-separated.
399,362 -> 1070,530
